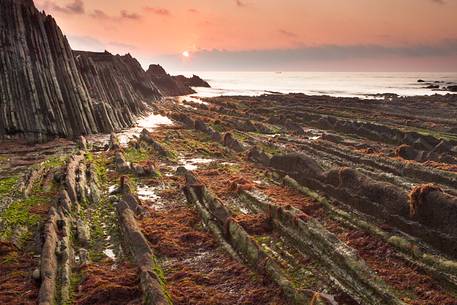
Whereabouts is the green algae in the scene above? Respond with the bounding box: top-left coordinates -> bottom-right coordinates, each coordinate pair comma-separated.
88,153 -> 108,186
42,155 -> 66,169
124,147 -> 151,164
0,195 -> 46,243
0,176 -> 19,197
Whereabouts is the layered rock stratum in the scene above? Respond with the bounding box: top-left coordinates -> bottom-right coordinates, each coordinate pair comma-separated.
0,0 -> 208,142
73,51 -> 161,133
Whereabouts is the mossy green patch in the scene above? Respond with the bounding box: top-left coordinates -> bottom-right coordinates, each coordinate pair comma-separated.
205,161 -> 241,174
124,147 -> 150,164
232,131 -> 249,142
256,235 -> 320,290
42,155 -> 66,169
62,272 -> 83,305
151,260 -> 173,305
0,176 -> 19,196
86,197 -> 122,262
0,195 -> 47,243
403,126 -> 457,142
89,153 -> 109,186
161,128 -> 227,160
258,142 -> 281,156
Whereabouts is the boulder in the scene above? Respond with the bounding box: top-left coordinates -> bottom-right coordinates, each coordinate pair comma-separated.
211,131 -> 223,143
76,219 -> 90,246
78,136 -> 88,150
447,85 -> 457,92
109,133 -> 121,150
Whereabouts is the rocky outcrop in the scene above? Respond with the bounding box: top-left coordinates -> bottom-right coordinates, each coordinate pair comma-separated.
447,85 -> 457,92
145,64 -> 211,96
0,0 -> 207,142
269,152 -> 457,257
174,74 -> 210,88
74,51 -> 161,133
0,0 -> 98,141
145,64 -> 195,96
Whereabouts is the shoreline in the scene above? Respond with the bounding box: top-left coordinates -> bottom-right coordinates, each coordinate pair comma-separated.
2,91 -> 457,145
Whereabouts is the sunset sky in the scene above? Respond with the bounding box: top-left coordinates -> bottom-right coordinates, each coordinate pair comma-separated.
35,0 -> 457,72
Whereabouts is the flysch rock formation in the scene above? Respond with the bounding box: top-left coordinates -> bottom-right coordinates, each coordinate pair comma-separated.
73,51 -> 161,133
145,64 -> 195,96
0,0 -> 98,141
0,0 -> 209,143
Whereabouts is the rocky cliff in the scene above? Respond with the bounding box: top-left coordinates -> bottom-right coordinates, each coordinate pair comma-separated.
0,0 -> 209,142
145,65 -> 211,96
74,51 -> 161,133
0,0 -> 98,141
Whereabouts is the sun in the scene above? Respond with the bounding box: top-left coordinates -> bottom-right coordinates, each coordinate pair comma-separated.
182,50 -> 190,58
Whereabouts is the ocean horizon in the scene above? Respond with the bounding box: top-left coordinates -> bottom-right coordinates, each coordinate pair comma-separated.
177,71 -> 457,98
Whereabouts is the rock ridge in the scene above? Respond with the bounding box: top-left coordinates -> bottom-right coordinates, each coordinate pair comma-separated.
0,0 -> 209,142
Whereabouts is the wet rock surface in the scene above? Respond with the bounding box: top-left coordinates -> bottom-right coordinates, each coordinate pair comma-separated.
3,92 -> 457,305
134,93 -> 457,304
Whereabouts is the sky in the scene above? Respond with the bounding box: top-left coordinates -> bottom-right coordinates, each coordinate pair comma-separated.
34,0 -> 457,72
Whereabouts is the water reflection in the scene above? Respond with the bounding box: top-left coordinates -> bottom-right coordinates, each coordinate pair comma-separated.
87,113 -> 173,147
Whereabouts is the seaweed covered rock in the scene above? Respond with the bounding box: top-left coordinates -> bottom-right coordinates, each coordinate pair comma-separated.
396,144 -> 418,160
408,184 -> 443,217
408,184 -> 457,235
396,144 -> 457,164
115,152 -> 132,173
447,85 -> 457,92
270,153 -> 323,178
335,168 -> 409,216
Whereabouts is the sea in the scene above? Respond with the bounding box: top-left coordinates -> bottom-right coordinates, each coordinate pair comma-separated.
179,71 -> 457,98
